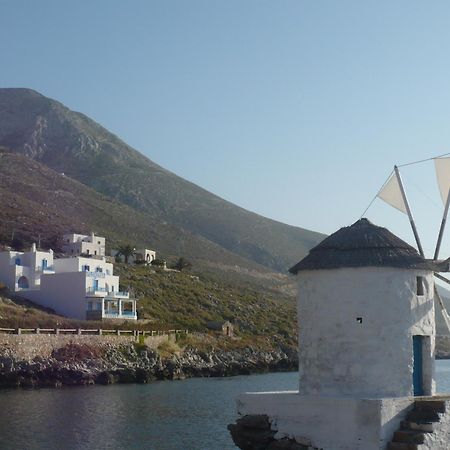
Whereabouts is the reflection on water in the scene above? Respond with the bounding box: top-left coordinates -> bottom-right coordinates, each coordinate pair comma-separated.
0,362 -> 449,450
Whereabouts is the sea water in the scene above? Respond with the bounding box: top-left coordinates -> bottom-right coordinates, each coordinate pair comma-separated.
1,363 -> 450,450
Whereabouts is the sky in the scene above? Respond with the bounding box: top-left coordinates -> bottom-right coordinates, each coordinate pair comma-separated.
2,1 -> 450,258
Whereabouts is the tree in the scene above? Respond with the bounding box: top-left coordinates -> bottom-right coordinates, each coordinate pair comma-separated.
117,244 -> 135,264
173,257 -> 192,272
150,258 -> 166,268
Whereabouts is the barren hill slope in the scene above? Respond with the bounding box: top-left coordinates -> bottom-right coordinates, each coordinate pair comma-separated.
0,149 -> 276,278
0,88 -> 324,272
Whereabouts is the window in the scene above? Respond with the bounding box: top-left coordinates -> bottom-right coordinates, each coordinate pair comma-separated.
417,277 -> 425,296
94,250 -> 97,255
82,265 -> 90,272
15,258 -> 21,266
87,301 -> 93,311
86,249 -> 90,255
98,241 -> 101,245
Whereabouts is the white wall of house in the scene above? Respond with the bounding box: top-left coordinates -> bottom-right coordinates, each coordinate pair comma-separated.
0,239 -> 135,320
135,249 -> 156,263
54,257 -> 113,275
24,271 -> 88,320
0,247 -> 54,291
296,266 -> 435,398
0,252 -> 20,290
62,232 -> 105,257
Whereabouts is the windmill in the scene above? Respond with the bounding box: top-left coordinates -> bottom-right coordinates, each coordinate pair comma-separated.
368,154 -> 450,332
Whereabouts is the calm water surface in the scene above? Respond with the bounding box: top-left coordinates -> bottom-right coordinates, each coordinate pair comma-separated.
1,362 -> 450,450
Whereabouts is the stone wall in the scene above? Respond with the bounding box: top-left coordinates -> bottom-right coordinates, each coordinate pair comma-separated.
0,334 -> 135,360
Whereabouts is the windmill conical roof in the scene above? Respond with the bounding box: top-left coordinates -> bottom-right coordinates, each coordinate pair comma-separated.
289,218 -> 436,273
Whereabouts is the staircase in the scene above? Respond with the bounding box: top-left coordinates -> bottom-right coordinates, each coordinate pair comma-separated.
387,400 -> 446,449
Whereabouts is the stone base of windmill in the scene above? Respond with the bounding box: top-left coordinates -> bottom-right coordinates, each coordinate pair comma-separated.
228,392 -> 450,450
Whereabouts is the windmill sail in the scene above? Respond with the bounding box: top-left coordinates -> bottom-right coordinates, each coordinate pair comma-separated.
435,157 -> 450,204
434,286 -> 450,334
377,173 -> 407,214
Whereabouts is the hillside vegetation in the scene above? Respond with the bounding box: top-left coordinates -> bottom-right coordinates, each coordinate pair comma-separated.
0,264 -> 298,351
0,88 -> 324,273
116,264 -> 297,348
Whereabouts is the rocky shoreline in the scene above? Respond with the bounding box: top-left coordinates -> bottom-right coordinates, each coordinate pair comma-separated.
0,340 -> 298,388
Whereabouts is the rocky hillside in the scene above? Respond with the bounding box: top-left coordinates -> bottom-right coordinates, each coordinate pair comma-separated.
0,88 -> 324,273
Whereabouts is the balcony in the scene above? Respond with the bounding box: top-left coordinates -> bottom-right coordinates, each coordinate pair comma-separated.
86,287 -> 108,297
37,266 -> 55,274
85,271 -> 106,278
98,310 -> 137,320
105,291 -> 130,299
85,297 -> 136,320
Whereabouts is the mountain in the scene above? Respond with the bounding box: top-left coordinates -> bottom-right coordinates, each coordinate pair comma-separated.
0,88 -> 324,272
0,149 -> 278,276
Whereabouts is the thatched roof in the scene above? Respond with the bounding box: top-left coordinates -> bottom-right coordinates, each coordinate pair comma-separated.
289,218 -> 438,274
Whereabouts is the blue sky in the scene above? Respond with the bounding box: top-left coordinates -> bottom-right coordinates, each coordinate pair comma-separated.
2,1 -> 450,257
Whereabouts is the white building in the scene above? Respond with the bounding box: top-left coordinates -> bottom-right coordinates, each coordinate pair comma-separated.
134,248 -> 156,264
62,232 -> 105,257
231,219 -> 450,450
0,239 -> 137,321
112,248 -> 156,264
0,243 -> 54,291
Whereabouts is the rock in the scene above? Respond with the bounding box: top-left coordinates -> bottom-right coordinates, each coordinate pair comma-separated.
0,341 -> 297,388
228,415 -> 313,450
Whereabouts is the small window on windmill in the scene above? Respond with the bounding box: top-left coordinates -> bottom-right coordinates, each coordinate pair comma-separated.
417,276 -> 425,296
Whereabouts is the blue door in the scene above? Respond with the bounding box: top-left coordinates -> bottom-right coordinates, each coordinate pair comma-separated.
413,335 -> 424,396
93,279 -> 99,291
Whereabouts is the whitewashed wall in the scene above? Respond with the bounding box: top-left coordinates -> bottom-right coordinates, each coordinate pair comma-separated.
54,257 -> 113,275
296,266 -> 435,398
24,272 -> 88,320
237,392 -> 414,450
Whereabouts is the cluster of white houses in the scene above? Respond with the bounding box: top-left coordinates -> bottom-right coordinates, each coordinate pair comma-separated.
0,233 -> 155,321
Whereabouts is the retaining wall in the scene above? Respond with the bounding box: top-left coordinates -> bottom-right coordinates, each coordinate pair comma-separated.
0,333 -> 172,360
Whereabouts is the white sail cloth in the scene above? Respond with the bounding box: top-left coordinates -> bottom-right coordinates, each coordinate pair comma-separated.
377,173 -> 407,214
434,157 -> 450,204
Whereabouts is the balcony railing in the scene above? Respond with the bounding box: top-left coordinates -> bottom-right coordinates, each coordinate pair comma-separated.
105,291 -> 130,299
85,271 -> 106,278
86,287 -> 107,295
37,266 -> 54,272
86,310 -> 137,320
